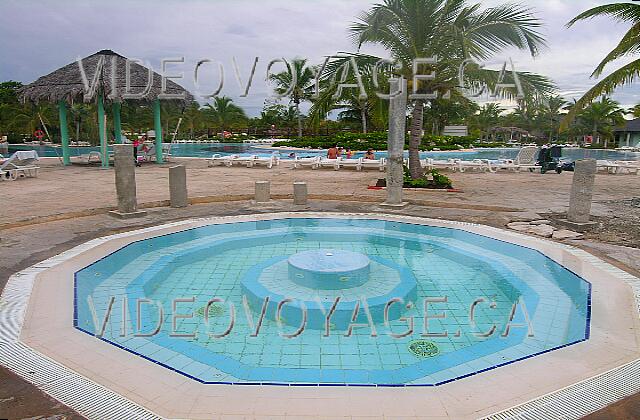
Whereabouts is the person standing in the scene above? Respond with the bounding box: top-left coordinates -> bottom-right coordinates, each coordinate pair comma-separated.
133,136 -> 142,167
327,144 -> 339,159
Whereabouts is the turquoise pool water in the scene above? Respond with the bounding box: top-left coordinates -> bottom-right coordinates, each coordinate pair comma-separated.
75,218 -> 590,386
9,143 -> 640,161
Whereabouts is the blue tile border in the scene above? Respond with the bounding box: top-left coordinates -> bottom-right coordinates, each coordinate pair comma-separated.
72,216 -> 593,387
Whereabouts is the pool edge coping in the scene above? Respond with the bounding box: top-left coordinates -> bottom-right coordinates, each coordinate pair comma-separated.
1,212 -> 639,420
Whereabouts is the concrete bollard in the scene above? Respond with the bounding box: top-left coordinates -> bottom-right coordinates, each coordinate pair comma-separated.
293,182 -> 308,205
109,144 -> 146,218
558,159 -> 597,232
255,181 -> 271,203
169,165 -> 188,208
568,159 -> 597,224
382,78 -> 408,207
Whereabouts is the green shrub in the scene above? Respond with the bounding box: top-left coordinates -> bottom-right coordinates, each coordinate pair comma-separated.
403,166 -> 453,189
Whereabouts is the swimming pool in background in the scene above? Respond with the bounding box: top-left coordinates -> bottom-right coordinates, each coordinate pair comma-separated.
74,217 -> 590,386
8,143 -> 640,162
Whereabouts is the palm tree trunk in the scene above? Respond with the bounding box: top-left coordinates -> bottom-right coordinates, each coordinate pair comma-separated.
295,101 -> 302,139
361,107 -> 367,134
409,100 -> 424,179
76,118 -> 81,142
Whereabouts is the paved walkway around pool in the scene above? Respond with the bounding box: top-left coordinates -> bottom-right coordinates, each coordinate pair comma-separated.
1,158 -> 640,419
2,158 -> 639,227
6,212 -> 640,419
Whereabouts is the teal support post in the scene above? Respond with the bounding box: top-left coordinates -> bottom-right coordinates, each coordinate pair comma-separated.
113,102 -> 123,144
97,93 -> 108,168
58,101 -> 71,166
153,99 -> 164,163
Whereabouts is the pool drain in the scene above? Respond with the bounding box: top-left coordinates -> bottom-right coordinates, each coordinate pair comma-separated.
196,303 -> 225,317
407,340 -> 439,358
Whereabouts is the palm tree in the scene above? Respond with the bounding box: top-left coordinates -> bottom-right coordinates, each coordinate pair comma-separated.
182,103 -> 203,139
577,97 -> 625,147
538,95 -> 568,142
350,0 -> 552,178
120,103 -> 153,136
630,103 -> 640,118
269,58 -> 315,139
70,103 -> 92,142
476,103 -> 503,141
309,57 -> 391,134
202,96 -> 247,139
9,102 -> 56,140
564,2 -> 640,125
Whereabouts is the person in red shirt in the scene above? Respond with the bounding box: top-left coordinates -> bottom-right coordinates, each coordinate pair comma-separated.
133,137 -> 143,166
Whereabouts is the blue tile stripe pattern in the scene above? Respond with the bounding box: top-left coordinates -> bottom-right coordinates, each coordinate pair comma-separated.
73,218 -> 592,386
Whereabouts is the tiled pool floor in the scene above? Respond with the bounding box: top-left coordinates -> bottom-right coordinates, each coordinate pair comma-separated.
74,219 -> 590,385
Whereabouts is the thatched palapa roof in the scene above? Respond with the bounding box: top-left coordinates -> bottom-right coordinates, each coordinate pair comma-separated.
20,49 -> 194,104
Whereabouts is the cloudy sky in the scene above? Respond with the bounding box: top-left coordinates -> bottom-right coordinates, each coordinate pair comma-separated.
1,0 -> 638,115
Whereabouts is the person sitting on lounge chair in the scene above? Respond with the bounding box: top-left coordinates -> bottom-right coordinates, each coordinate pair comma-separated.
364,149 -> 376,160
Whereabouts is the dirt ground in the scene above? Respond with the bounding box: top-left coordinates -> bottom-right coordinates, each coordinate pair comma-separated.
1,158 -> 639,419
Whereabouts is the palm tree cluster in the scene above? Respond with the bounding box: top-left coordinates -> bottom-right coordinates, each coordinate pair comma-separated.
2,0 -> 638,165
266,0 -> 555,177
470,95 -> 628,146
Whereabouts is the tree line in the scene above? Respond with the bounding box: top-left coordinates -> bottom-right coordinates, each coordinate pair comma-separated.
1,1 -> 639,178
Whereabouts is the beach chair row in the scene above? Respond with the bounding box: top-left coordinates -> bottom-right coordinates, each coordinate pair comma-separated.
292,157 -> 386,171
208,154 -> 280,169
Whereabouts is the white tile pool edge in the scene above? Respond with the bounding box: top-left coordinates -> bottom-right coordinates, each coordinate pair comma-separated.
0,212 -> 638,420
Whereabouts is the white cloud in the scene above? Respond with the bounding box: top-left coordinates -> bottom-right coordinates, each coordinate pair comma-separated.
0,0 -> 637,115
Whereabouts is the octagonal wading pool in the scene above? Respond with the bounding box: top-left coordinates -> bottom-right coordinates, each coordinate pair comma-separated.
73,217 -> 591,386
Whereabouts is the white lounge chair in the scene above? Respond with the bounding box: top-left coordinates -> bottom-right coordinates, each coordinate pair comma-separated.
319,157 -> 341,170
597,160 -> 640,175
0,150 -> 40,181
247,155 -> 279,169
141,144 -> 172,163
338,158 -> 362,170
613,161 -> 639,175
423,158 -> 457,171
71,151 -> 104,165
208,154 -> 238,167
454,159 -> 493,173
292,156 -> 321,169
230,155 -> 260,167
360,158 -> 386,171
489,146 -> 540,172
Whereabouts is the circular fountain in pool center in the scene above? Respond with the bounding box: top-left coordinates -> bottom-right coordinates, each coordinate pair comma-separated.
74,217 -> 591,386
241,247 -> 417,330
288,249 -> 371,289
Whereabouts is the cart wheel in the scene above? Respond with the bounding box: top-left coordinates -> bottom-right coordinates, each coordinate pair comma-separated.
555,167 -> 562,174
541,168 -> 547,174
529,168 -> 535,173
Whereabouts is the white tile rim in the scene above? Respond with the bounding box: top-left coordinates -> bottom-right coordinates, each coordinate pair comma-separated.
0,211 -> 638,420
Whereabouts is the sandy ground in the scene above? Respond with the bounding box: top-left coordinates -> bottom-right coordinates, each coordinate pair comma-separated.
1,158 -> 640,419
2,158 -> 640,223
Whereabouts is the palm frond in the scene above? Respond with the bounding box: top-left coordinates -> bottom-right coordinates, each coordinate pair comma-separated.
567,3 -> 640,27
561,58 -> 640,129
592,22 -> 640,76
464,4 -> 546,59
